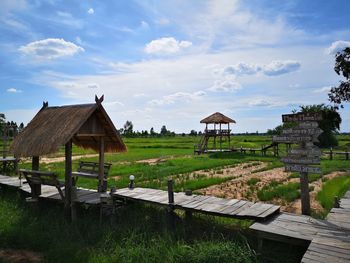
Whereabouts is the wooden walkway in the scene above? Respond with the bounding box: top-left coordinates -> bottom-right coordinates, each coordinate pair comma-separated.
0,175 -> 103,205
1,174 -> 350,261
112,187 -> 280,220
250,191 -> 350,262
0,175 -> 280,221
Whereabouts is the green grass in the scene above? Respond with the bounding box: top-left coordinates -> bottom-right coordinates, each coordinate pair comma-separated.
247,178 -> 260,186
317,175 -> 350,212
0,188 -> 308,263
257,182 -> 300,202
0,189 -> 256,263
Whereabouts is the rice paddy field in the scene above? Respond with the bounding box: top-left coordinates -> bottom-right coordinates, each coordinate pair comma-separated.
1,134 -> 350,262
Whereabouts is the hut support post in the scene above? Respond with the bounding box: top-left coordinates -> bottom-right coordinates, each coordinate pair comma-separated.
31,156 -> 41,197
219,123 -> 222,151
228,123 -> 231,149
98,137 -> 105,192
64,140 -> 74,221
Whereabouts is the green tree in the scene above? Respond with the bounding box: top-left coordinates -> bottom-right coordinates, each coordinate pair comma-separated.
189,130 -> 198,136
160,125 -> 168,136
123,120 -> 134,136
299,104 -> 341,148
0,113 -> 5,136
329,47 -> 350,107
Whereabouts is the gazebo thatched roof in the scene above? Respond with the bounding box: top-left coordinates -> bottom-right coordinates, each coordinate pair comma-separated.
12,97 -> 126,157
200,112 -> 236,124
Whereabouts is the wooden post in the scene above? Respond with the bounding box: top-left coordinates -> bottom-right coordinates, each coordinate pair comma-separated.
31,156 -> 41,197
330,148 -> 333,160
228,123 -> 231,149
2,128 -> 6,158
219,123 -> 222,151
345,152 -> 349,160
64,140 -> 73,221
300,172 -> 310,215
168,179 -> 174,204
98,137 -> 105,192
333,196 -> 340,208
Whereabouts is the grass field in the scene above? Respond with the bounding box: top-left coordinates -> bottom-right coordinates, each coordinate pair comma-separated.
16,135 -> 349,192
0,188 -> 308,263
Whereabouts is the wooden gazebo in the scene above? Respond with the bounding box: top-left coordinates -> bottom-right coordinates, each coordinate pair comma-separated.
12,95 -> 126,218
194,112 -> 236,154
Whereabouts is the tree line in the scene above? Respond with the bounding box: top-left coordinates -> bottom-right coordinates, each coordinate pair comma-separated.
0,114 -> 24,138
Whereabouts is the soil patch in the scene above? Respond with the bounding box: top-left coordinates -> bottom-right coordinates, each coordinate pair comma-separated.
0,249 -> 43,263
198,167 -> 289,200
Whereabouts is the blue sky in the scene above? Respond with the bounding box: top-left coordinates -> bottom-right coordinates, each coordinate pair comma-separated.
1,0 -> 350,133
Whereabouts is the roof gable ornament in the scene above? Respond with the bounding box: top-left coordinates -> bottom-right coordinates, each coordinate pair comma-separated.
95,95 -> 104,105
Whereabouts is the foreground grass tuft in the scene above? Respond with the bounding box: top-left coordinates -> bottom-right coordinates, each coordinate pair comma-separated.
317,175 -> 350,212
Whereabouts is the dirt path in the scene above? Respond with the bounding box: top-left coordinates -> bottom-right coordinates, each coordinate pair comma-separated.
22,154 -> 100,164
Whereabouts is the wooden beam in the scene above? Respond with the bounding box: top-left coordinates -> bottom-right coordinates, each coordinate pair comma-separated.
98,136 -> 105,192
76,133 -> 106,137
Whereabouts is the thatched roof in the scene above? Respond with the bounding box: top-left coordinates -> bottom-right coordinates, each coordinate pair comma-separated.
200,112 -> 236,124
12,97 -> 126,157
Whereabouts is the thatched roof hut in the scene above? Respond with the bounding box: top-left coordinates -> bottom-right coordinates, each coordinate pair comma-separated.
200,112 -> 236,124
12,96 -> 126,157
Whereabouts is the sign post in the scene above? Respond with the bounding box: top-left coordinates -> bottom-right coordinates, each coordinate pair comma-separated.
273,112 -> 323,215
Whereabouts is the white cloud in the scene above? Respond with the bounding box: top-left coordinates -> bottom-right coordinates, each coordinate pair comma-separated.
222,63 -> 261,76
19,38 -> 84,60
104,101 -> 124,107
133,93 -> 148,98
145,37 -> 192,55
155,18 -> 170,25
57,11 -> 72,18
0,0 -> 27,15
87,8 -> 94,15
262,60 -> 300,76
149,91 -> 206,106
87,83 -> 99,89
7,88 -> 22,93
140,21 -> 149,29
217,60 -> 300,78
1,17 -> 28,31
327,40 -> 350,55
313,86 -> 331,93
209,78 -> 241,92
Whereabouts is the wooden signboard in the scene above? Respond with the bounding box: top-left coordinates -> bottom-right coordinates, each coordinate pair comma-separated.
273,135 -> 314,143
281,157 -> 320,165
285,164 -> 322,174
289,148 -> 321,156
282,128 -> 322,136
282,112 -> 322,123
277,112 -> 323,216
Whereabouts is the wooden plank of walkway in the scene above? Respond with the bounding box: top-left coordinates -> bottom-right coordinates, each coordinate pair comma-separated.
301,236 -> 350,263
251,191 -> 350,262
113,187 -> 280,220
